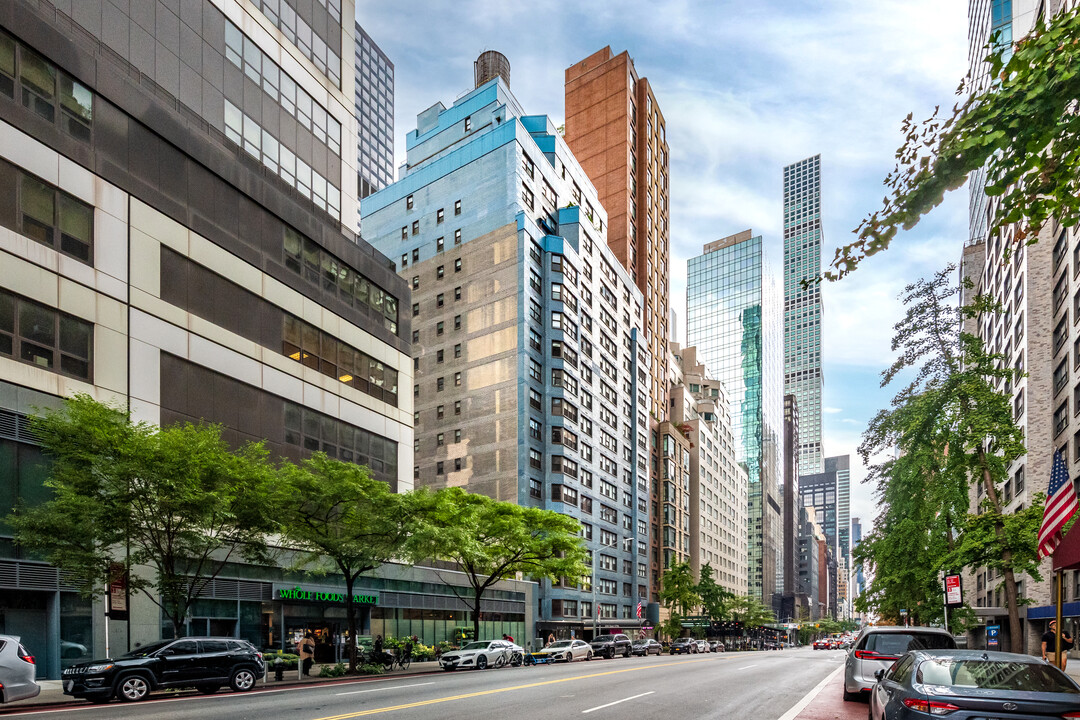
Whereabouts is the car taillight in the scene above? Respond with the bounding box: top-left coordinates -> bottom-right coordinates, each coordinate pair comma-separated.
19,653 -> 35,664
902,698 -> 959,715
855,650 -> 898,661
1064,714 -> 1080,719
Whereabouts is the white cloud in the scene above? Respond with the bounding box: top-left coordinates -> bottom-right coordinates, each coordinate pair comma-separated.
824,407 -> 843,414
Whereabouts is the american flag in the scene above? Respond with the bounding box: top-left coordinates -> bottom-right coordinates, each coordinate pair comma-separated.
1038,450 -> 1079,559
636,601 -> 642,619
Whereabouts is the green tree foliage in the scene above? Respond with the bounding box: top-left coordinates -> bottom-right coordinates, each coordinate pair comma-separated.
659,561 -> 700,638
274,454 -> 430,672
856,269 -> 1042,649
9,394 -> 274,638
728,594 -> 776,629
416,488 -> 588,640
696,563 -> 734,624
828,7 -> 1080,278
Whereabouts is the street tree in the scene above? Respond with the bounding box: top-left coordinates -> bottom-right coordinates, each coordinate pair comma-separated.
10,394 -> 274,638
696,563 -> 734,625
659,561 -> 701,638
856,269 -> 1042,650
417,488 -> 588,641
728,595 -> 776,628
827,6 -> 1080,279
274,454 -> 430,673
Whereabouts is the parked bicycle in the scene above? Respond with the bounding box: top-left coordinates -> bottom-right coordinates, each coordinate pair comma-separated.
380,650 -> 411,672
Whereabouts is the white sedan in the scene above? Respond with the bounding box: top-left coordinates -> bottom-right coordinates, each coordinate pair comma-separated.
532,639 -> 593,662
439,640 -> 511,671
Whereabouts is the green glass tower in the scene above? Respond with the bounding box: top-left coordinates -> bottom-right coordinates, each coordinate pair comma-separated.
687,230 -> 783,604
783,155 -> 824,476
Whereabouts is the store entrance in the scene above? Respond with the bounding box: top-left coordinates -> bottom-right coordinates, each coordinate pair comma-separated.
281,603 -> 369,663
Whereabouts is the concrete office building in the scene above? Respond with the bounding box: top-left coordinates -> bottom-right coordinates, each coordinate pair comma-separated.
783,155 -> 824,476
962,0 -> 1061,654
780,393 -> 809,620
687,230 -> 783,603
0,0 -> 438,677
668,343 -> 748,595
361,61 -> 653,640
830,455 -> 851,564
354,22 -> 393,201
565,48 -> 671,609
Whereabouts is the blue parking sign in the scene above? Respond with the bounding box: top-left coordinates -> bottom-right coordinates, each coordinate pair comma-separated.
987,624 -> 1000,648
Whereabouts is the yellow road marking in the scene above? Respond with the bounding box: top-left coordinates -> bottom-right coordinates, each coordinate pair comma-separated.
313,657 -> 724,720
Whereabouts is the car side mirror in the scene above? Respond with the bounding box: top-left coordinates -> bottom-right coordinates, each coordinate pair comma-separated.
874,669 -> 885,681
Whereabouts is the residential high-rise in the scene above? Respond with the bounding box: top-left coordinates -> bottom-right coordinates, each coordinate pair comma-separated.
781,393 -> 807,619
962,0 -> 1059,654
362,63 -> 652,640
829,455 -> 851,563
852,516 -> 865,605
669,343 -> 749,595
0,0 -> 430,674
564,50 -> 670,606
783,155 -> 824,476
687,230 -> 783,603
354,23 -> 394,201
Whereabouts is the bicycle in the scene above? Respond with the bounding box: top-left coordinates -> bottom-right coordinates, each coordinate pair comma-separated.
381,650 -> 411,672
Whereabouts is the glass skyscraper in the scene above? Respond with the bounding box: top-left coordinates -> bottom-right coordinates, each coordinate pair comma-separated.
783,155 -> 824,476
687,231 -> 783,603
354,23 -> 394,201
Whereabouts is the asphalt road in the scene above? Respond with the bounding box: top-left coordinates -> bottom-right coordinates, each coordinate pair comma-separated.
3,647 -> 847,720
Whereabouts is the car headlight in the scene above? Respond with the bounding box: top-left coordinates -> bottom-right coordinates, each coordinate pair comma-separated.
84,664 -> 114,674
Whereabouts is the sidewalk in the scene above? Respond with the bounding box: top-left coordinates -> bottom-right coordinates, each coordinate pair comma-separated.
0,661 -> 445,712
788,669 -> 865,720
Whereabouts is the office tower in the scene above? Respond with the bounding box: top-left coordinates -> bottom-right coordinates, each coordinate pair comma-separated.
362,60 -> 652,639
781,393 -> 805,619
830,455 -> 851,562
798,506 -> 822,619
963,0 -> 1059,653
354,23 -> 394,201
800,455 -> 848,619
0,0 -> 422,674
565,50 -> 671,606
783,155 -> 824,476
851,517 -> 865,601
687,230 -> 783,603
668,343 -> 749,595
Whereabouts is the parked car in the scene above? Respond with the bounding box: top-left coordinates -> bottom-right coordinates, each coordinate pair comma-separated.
710,641 -> 725,653
531,639 -> 592,663
0,636 -> 39,704
439,640 -> 511,671
670,638 -> 697,655
61,640 -> 89,659
62,637 -> 263,703
589,634 -> 632,659
632,639 -> 663,656
869,649 -> 1080,720
844,625 -> 956,701
696,640 -> 710,653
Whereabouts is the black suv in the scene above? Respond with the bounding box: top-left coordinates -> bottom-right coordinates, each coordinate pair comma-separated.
62,637 -> 264,703
589,633 -> 632,659
669,638 -> 697,655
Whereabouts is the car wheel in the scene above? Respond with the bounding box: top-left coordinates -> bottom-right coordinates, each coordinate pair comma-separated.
623,647 -> 631,658
229,668 -> 257,693
476,655 -> 488,670
843,686 -> 856,702
197,684 -> 221,695
566,652 -> 573,663
587,651 -> 593,661
607,648 -> 614,659
116,674 -> 151,702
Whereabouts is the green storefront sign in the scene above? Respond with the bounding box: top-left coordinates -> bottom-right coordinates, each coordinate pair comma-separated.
277,586 -> 378,605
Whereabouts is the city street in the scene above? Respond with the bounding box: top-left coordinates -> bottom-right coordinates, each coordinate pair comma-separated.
1,648 -> 846,720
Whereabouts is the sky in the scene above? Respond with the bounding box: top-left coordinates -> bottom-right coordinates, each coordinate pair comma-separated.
356,0 -> 972,534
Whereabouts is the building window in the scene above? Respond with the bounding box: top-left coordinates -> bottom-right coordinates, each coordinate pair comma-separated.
412,303 -> 419,317
464,116 -> 472,132
530,478 -> 542,498
454,400 -> 462,415
454,229 -> 462,245
437,405 -> 444,419
454,343 -> 462,358
437,377 -> 445,392
1055,401 -> 1069,437
0,288 -> 92,380
1,34 -> 93,142
454,371 -> 462,387
401,227 -> 408,240
437,349 -> 444,364
412,248 -> 419,262
412,275 -> 419,290
437,265 -> 445,279
455,258 -> 462,272
406,194 -> 414,210
1014,389 -> 1025,419
437,433 -> 445,447
529,449 -> 542,469
454,457 -> 462,471
411,220 -> 419,235
0,159 -> 94,264
436,237 -> 445,252
437,293 -> 445,308
455,200 -> 462,216
454,315 -> 461,330
436,321 -> 444,336
437,208 -> 445,224
437,461 -> 444,475
454,286 -> 462,301
412,330 -> 419,343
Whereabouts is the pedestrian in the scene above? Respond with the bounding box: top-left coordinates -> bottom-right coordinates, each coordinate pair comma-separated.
506,633 -> 514,643
299,633 -> 315,677
374,634 -> 384,663
1042,620 -> 1074,669
404,637 -> 413,662
546,632 -> 555,647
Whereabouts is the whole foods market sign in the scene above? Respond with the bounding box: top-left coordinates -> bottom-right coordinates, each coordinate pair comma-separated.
276,585 -> 378,605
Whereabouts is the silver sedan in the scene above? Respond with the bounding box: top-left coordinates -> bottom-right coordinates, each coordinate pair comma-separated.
0,636 -> 40,704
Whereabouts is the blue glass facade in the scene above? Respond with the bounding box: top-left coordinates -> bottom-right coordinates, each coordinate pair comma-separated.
687,231 -> 782,603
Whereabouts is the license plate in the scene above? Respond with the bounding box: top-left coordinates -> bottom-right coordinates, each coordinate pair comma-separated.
63,680 -> 73,692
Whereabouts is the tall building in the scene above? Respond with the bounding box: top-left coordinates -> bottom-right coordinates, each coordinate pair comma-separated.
781,393 -> 808,619
962,0 -> 1059,654
851,516 -> 865,608
669,343 -> 749,595
362,61 -> 652,639
829,455 -> 851,563
783,155 -> 824,476
687,230 -> 783,603
354,22 -> 394,201
0,0 -> 453,675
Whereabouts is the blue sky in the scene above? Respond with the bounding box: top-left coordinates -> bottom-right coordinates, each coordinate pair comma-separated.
356,0 -> 971,530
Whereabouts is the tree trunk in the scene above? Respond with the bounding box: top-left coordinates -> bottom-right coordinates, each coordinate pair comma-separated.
472,587 -> 483,642
344,574 -> 358,673
979,449 -> 1023,653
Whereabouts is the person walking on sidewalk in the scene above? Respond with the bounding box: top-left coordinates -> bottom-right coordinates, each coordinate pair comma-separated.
1042,620 -> 1074,670
299,634 -> 315,677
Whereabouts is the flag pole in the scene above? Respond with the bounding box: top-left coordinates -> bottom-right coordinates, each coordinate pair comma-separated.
1056,568 -> 1064,669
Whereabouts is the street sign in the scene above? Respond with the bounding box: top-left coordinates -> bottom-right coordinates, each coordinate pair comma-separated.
987,624 -> 1000,648
945,574 -> 963,607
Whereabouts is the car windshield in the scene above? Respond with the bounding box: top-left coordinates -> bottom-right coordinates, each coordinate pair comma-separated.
121,640 -> 173,658
548,641 -> 573,648
918,659 -> 1080,693
633,640 -> 648,645
864,632 -> 954,655
461,642 -> 490,651
593,635 -> 617,642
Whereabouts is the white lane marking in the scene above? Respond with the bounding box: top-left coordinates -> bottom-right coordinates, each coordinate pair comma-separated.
738,664 -> 758,670
775,666 -> 843,720
336,682 -> 434,696
582,691 -> 655,714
